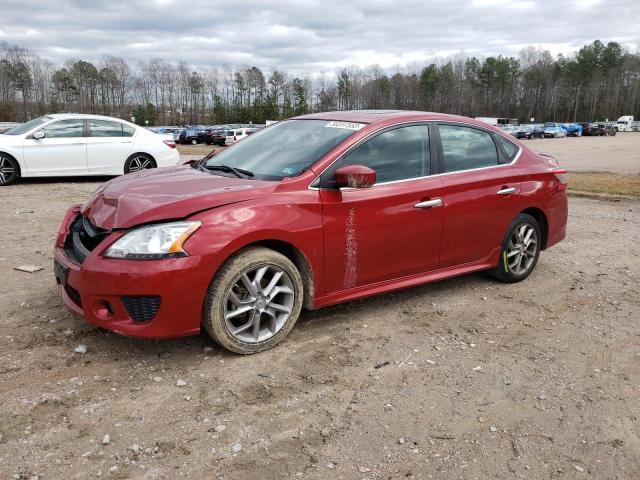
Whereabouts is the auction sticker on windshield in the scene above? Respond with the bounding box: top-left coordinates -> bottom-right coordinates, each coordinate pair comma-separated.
324,121 -> 365,130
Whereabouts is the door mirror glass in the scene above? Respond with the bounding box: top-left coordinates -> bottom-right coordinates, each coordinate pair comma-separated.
334,165 -> 376,189
32,130 -> 45,140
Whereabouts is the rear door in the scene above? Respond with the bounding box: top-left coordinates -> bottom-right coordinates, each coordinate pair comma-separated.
435,123 -> 522,268
86,119 -> 135,174
319,123 -> 444,293
22,119 -> 87,175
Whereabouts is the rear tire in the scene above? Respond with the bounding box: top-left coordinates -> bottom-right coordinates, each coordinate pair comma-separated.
202,247 -> 304,354
191,139 -> 197,145
0,154 -> 19,186
489,213 -> 541,283
124,153 -> 156,174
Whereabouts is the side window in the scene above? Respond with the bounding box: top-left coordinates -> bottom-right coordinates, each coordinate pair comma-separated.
494,134 -> 519,162
41,119 -> 84,138
438,125 -> 498,173
322,125 -> 430,186
89,120 -> 124,137
122,125 -> 135,137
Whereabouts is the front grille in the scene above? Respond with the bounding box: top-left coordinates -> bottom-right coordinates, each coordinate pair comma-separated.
64,215 -> 109,264
65,285 -> 82,307
122,296 -> 161,322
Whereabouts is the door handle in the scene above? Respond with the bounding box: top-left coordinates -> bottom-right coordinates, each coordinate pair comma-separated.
71,142 -> 84,146
414,198 -> 442,209
497,187 -> 516,195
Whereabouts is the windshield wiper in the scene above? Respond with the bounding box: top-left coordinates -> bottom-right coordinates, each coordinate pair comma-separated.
204,164 -> 254,178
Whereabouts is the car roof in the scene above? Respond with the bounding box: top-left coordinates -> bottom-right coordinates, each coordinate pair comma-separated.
291,110 -> 494,127
47,113 -> 133,123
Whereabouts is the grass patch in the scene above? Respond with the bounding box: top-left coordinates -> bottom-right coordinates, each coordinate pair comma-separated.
568,172 -> 640,198
176,144 -> 219,156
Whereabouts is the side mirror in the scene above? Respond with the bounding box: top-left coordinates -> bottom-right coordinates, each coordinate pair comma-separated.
334,164 -> 376,189
32,131 -> 45,140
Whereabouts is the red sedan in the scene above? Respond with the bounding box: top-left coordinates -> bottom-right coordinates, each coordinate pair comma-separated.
54,111 -> 568,353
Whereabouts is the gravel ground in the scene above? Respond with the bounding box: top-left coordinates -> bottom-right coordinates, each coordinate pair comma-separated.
0,181 -> 639,480
524,134 -> 640,174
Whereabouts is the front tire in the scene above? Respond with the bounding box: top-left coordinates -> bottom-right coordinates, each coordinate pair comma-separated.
0,154 -> 19,186
124,153 -> 155,174
203,247 -> 304,354
490,214 -> 541,283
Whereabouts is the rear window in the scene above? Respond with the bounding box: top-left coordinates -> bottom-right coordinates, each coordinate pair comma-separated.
494,134 -> 519,162
90,120 -> 125,137
438,124 -> 499,173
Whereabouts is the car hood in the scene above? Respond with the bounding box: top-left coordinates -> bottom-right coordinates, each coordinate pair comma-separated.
81,165 -> 276,230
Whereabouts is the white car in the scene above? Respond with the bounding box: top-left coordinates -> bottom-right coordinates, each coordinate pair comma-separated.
0,114 -> 180,186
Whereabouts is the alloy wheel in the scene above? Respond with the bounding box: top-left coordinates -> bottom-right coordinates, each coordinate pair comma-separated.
0,156 -> 16,184
506,223 -> 538,275
224,265 -> 295,343
128,156 -> 153,173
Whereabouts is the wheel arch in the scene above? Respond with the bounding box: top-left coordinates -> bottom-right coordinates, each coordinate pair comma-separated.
0,150 -> 22,175
220,239 -> 315,309
125,152 -> 157,172
520,207 -> 548,250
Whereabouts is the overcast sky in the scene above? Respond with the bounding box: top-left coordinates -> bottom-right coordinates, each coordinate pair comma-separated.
1,0 -> 638,74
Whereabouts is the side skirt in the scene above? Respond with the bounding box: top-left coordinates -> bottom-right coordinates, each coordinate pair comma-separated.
312,249 -> 500,309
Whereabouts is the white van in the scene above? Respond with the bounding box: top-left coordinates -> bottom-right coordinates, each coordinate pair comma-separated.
225,128 -> 249,145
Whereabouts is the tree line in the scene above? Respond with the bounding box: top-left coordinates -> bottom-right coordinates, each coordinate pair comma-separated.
0,39 -> 638,126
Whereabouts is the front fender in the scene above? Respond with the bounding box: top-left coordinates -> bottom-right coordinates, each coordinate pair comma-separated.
184,189 -> 324,296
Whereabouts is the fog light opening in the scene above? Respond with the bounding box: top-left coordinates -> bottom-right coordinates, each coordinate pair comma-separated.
93,300 -> 115,320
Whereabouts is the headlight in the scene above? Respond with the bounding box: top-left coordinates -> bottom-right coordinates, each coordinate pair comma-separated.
104,221 -> 201,259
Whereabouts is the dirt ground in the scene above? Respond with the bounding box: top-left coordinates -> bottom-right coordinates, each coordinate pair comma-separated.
1,177 -> 639,479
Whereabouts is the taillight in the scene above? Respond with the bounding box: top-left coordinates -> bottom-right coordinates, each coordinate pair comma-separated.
163,140 -> 176,149
552,169 -> 568,189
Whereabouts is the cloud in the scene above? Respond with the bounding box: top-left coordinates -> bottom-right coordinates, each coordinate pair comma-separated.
0,0 -> 637,75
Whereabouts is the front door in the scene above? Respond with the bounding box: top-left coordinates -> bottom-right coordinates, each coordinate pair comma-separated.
318,124 -> 444,294
23,119 -> 87,175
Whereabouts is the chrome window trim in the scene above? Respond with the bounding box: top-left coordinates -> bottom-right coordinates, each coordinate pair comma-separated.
307,119 -> 522,191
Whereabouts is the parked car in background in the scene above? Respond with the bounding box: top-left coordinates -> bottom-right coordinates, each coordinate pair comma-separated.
179,127 -> 208,144
54,110 -> 568,353
498,125 -> 518,137
205,127 -> 227,146
0,122 -> 21,134
597,123 -> 616,136
543,123 -> 567,138
561,123 -> 582,137
225,127 -> 251,145
579,123 -> 605,136
514,124 -> 544,139
0,114 -> 179,186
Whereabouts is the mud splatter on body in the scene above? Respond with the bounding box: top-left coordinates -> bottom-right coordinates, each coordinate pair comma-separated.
343,206 -> 358,288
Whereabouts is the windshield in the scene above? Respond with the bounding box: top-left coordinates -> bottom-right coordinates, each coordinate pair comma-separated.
206,120 -> 360,180
3,116 -> 52,135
